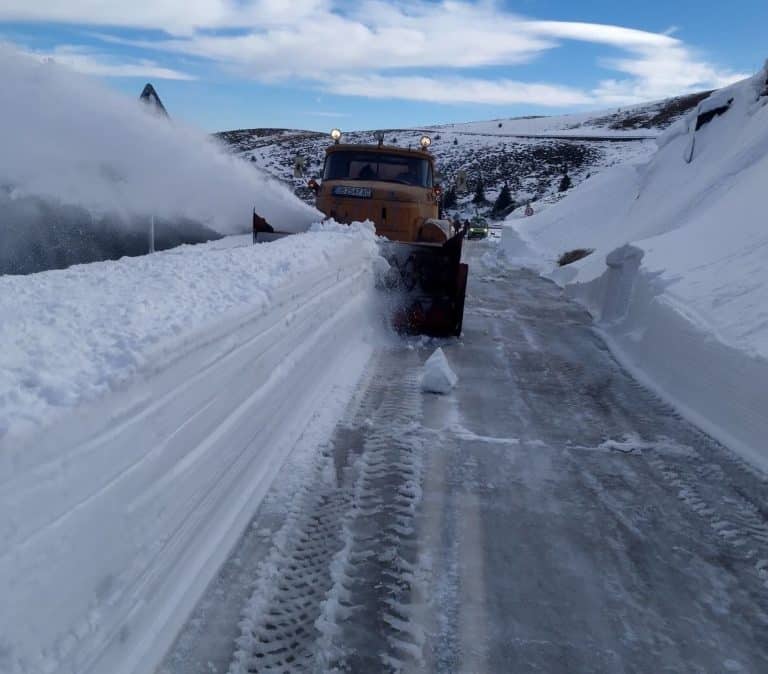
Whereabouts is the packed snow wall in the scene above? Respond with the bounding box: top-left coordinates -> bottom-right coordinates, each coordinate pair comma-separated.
0,224 -> 379,674
503,63 -> 768,469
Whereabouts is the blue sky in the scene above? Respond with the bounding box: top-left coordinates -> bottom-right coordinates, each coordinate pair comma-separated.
0,1 -> 764,132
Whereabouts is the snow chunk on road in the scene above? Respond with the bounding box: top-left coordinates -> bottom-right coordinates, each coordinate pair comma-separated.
420,348 -> 458,394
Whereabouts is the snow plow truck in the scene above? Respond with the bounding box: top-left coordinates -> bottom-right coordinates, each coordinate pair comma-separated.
254,129 -> 468,337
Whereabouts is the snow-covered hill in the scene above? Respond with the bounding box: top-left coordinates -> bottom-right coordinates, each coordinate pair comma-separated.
503,63 -> 768,469
431,90 -> 711,138
221,126 -> 652,218
218,91 -> 704,222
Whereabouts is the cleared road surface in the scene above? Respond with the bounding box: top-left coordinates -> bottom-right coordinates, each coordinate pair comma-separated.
162,243 -> 768,674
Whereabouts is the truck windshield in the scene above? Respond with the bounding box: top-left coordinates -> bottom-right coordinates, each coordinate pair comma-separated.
323,151 -> 432,187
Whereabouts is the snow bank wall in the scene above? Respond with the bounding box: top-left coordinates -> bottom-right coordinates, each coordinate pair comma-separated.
0,227 -> 378,674
572,253 -> 768,472
503,64 -> 768,470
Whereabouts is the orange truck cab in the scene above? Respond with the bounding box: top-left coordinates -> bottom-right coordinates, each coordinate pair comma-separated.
312,140 -> 452,244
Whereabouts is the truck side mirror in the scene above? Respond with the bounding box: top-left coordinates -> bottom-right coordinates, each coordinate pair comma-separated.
308,178 -> 320,193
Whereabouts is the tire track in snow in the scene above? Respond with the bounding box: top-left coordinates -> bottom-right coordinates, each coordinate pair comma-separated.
648,448 -> 768,600
229,350 -> 429,673
317,365 -> 426,673
229,468 -> 352,673
227,357 -> 385,674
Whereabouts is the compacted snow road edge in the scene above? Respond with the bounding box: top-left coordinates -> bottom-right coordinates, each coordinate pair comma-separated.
0,233 -> 378,674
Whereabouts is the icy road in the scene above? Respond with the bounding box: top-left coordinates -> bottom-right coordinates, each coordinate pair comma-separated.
163,243 -> 768,674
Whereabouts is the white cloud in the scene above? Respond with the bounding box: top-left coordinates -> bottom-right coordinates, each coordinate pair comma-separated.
0,1 -> 330,35
526,20 -> 748,104
116,3 -> 551,79
0,0 -> 747,107
592,45 -> 748,104
306,111 -> 351,118
325,74 -> 593,106
527,20 -> 677,49
26,45 -> 195,80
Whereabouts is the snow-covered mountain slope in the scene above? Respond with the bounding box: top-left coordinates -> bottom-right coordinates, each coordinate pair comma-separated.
215,91 -> 704,204
217,125 -> 655,221
215,93 -> 705,224
503,63 -> 768,469
431,90 -> 711,138
0,224 -> 379,674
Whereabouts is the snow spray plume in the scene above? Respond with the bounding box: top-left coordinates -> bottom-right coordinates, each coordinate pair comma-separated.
0,45 -> 320,236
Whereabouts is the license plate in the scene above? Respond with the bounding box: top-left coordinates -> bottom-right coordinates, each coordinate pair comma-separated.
332,185 -> 372,198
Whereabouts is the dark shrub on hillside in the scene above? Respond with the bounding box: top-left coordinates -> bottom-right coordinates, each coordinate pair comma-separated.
442,186 -> 457,209
493,183 -> 514,214
472,178 -> 487,204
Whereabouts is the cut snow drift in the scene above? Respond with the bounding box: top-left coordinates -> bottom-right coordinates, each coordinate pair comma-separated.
0,222 -> 377,444
421,347 -> 458,394
0,224 -> 379,674
503,62 -> 768,470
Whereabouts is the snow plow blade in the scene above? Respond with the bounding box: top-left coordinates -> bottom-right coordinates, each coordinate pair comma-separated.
253,211 -> 468,337
252,210 -> 293,243
381,233 -> 468,338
